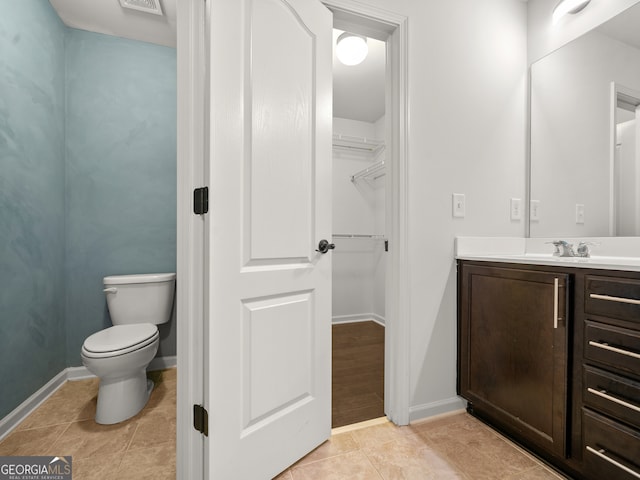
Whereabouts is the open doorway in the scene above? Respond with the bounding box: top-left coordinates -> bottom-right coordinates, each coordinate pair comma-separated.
612,83 -> 640,236
330,29 -> 387,428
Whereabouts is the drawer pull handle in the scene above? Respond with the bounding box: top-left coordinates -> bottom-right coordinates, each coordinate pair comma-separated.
587,387 -> 640,413
589,293 -> 640,305
588,341 -> 640,360
586,446 -> 640,478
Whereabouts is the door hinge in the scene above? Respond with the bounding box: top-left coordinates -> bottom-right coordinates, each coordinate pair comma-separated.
193,404 -> 209,436
193,187 -> 209,215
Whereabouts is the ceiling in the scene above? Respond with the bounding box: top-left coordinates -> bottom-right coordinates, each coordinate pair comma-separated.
596,2 -> 640,50
48,1 -> 385,124
49,0 -> 176,48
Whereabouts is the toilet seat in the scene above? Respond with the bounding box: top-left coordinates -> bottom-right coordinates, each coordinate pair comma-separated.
82,324 -> 159,359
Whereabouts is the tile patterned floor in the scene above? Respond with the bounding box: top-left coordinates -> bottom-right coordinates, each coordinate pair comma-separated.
0,368 -> 176,480
277,414 -> 569,480
1,369 -> 567,479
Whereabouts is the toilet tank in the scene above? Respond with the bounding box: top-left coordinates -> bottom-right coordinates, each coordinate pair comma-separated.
103,273 -> 176,325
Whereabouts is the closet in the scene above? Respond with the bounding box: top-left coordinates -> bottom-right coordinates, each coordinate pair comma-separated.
331,30 -> 387,428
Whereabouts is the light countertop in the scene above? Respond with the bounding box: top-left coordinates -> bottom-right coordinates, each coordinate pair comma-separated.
455,237 -> 640,272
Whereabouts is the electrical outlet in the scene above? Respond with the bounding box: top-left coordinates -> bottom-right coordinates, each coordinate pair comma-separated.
576,204 -> 585,224
530,200 -> 540,221
510,198 -> 522,221
452,193 -> 465,218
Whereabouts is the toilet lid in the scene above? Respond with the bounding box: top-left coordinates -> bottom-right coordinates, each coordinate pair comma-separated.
83,324 -> 158,354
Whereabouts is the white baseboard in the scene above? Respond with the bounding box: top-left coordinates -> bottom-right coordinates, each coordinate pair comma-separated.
0,370 -> 67,442
66,366 -> 95,381
0,356 -> 177,441
332,313 -> 386,326
408,396 -> 467,423
409,408 -> 467,426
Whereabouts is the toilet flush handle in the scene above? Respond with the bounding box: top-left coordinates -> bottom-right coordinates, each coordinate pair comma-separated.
103,287 -> 118,294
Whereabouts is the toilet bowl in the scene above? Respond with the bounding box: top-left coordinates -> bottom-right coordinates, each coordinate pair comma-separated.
81,273 -> 175,424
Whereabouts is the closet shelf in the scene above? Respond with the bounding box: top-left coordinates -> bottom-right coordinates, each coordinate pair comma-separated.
332,133 -> 385,154
350,160 -> 385,183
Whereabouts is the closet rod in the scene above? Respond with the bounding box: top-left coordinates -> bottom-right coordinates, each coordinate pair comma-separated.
332,234 -> 389,251
350,160 -> 385,183
332,234 -> 386,239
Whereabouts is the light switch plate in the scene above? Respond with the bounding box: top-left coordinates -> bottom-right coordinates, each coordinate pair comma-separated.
576,204 -> 585,224
530,200 -> 540,221
452,193 -> 465,218
510,198 -> 522,221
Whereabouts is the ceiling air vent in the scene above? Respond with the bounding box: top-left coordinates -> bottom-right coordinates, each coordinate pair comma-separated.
118,0 -> 163,16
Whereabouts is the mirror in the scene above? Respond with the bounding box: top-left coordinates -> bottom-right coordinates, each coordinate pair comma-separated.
530,3 -> 640,237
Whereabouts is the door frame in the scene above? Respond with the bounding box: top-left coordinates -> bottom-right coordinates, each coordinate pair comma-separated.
609,81 -> 640,236
323,0 -> 410,426
176,1 -> 410,478
176,0 -> 206,479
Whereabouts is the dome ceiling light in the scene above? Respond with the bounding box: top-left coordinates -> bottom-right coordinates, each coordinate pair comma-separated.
336,32 -> 368,66
552,0 -> 591,25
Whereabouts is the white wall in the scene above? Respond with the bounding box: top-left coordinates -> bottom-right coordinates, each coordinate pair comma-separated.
350,0 -> 528,420
527,0 -> 640,64
530,31 -> 640,237
332,117 -> 386,323
373,116 -> 386,320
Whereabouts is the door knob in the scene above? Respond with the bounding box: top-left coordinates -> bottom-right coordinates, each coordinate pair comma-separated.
316,239 -> 335,254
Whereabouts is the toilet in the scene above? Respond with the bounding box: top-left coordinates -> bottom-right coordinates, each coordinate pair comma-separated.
81,273 -> 176,424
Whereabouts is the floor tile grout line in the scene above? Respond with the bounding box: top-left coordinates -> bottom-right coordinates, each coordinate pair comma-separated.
291,440 -> 360,469
123,422 -> 142,453
361,448 -> 385,480
48,421 -> 74,454
15,418 -> 84,433
106,449 -> 127,476
476,418 -> 569,477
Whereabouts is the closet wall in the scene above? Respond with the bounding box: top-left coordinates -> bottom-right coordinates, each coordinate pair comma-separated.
332,117 -> 386,325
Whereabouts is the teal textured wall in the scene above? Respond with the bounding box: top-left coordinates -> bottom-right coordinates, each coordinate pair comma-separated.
64,30 -> 176,365
0,0 -> 67,419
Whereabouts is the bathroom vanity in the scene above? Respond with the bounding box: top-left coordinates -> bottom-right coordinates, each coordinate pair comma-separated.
457,243 -> 640,480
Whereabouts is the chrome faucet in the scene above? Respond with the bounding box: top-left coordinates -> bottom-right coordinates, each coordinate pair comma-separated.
550,240 -> 596,258
575,241 -> 597,258
551,240 -> 576,257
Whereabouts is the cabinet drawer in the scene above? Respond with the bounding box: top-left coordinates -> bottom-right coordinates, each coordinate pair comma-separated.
584,365 -> 640,427
586,276 -> 640,325
583,409 -> 640,480
585,321 -> 640,377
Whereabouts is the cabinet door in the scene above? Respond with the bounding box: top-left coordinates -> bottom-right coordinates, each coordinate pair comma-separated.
458,263 -> 569,458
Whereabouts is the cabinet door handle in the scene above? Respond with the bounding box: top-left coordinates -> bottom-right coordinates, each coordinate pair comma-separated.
587,387 -> 640,413
590,293 -> 640,305
586,446 -> 640,478
588,341 -> 640,360
553,278 -> 559,329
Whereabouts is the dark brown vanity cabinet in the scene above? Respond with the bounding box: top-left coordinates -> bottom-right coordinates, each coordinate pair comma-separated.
458,261 -> 640,480
457,263 -> 570,458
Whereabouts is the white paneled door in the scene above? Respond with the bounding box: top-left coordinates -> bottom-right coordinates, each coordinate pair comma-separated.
206,0 -> 333,478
